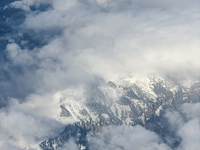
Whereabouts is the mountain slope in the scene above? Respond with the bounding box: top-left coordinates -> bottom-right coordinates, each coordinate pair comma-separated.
40,77 -> 200,150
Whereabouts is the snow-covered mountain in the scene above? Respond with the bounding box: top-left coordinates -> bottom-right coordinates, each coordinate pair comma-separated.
39,77 -> 200,150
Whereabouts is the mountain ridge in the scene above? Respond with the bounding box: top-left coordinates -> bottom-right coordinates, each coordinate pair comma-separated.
40,77 -> 200,150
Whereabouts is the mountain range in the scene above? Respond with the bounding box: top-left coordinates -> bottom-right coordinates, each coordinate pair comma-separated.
40,77 -> 200,150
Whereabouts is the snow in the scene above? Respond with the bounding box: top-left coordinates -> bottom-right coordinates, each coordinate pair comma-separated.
111,104 -> 131,120
81,145 -> 86,150
56,76 -> 193,128
138,114 -> 145,124
155,106 -> 163,116
102,113 -> 109,119
60,101 -> 98,122
124,117 -> 132,125
131,99 -> 147,110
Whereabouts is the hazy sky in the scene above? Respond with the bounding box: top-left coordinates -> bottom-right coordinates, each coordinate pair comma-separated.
1,0 -> 200,149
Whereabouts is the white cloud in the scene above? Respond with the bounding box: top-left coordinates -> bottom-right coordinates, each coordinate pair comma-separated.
165,111 -> 184,131
57,139 -> 79,150
88,125 -> 171,150
0,107 -> 64,150
17,0 -> 200,81
177,118 -> 200,150
2,0 -> 200,149
0,89 -> 75,149
6,43 -> 34,65
8,0 -> 52,11
165,103 -> 200,150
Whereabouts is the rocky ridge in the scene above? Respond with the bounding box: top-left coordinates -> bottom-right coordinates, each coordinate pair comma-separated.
40,77 -> 200,150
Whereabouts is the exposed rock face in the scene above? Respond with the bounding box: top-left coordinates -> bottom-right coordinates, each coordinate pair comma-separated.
40,77 -> 200,150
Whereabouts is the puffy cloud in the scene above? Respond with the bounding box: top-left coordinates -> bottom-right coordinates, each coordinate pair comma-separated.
4,0 -> 200,82
15,0 -> 200,81
165,103 -> 200,150
1,0 -> 200,149
177,118 -> 200,150
88,103 -> 200,150
0,91 -> 74,149
0,106 -> 65,150
165,111 -> 184,131
6,43 -> 34,65
178,104 -> 200,150
7,0 -> 52,11
57,139 -> 79,150
88,125 -> 171,150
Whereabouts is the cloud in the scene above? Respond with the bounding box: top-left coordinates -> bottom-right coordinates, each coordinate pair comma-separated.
7,0 -> 52,11
57,139 -> 79,150
0,106 -> 65,150
1,0 -> 200,149
88,125 -> 171,150
0,91 -> 73,149
178,104 -> 200,150
88,103 -> 200,150
164,103 -> 200,150
6,43 -> 34,65
177,118 -> 200,150
14,0 -> 200,81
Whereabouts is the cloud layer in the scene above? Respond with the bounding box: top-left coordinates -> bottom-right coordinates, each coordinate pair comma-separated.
6,0 -> 200,81
86,103 -> 200,150
1,0 -> 200,149
165,103 -> 200,150
88,125 -> 171,150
